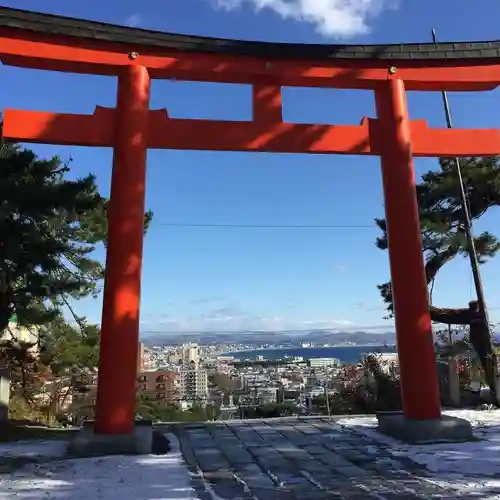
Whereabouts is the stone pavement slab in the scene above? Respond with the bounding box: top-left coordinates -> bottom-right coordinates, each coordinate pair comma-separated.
172,417 -> 469,499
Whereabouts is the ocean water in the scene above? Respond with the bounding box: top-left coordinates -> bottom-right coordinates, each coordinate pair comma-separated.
228,345 -> 396,363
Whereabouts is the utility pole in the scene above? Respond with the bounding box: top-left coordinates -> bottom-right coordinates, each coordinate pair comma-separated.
324,384 -> 331,417
431,29 -> 490,328
432,29 -> 498,401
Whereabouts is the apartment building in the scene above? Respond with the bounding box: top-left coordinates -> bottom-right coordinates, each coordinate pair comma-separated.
309,357 -> 340,369
181,343 -> 200,365
137,342 -> 151,372
71,369 -> 180,423
179,365 -> 208,405
136,370 -> 180,406
240,372 -> 268,389
165,342 -> 200,366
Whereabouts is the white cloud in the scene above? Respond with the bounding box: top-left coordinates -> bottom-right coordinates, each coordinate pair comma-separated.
211,0 -> 397,38
124,13 -> 142,27
140,306 -> 355,332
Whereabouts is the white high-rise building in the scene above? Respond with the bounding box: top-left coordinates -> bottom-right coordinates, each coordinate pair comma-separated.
181,343 -> 200,365
179,366 -> 208,405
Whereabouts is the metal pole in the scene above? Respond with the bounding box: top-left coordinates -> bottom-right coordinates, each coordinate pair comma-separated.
431,29 -> 490,328
324,384 -> 331,416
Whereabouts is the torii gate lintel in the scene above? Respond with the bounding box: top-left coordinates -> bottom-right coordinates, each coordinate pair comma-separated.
3,105 -> 500,156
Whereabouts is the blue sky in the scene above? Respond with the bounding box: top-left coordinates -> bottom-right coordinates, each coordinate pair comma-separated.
2,0 -> 500,334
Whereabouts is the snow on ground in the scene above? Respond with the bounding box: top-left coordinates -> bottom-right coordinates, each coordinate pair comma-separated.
338,409 -> 500,497
0,434 -> 198,500
3,411 -> 500,499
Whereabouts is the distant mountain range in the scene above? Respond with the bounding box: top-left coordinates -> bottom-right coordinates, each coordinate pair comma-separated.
141,329 -> 397,347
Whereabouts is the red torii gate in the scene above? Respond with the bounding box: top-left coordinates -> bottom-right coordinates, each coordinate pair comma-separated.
2,7 -> 500,435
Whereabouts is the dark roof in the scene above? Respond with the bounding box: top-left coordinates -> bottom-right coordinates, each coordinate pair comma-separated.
1,7 -> 500,61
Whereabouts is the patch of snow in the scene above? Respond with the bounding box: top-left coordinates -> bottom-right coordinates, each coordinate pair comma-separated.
338,409 -> 500,497
0,434 -> 199,499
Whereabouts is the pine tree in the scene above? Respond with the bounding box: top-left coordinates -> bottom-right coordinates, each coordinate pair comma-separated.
376,156 -> 500,321
0,142 -> 152,333
375,156 -> 500,402
0,141 -> 153,418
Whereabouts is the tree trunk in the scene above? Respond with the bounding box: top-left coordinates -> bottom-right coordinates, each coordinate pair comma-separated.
425,246 -> 498,405
424,246 -> 471,324
430,306 -> 470,325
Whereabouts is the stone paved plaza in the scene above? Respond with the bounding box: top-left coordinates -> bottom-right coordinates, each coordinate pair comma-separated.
173,416 -> 477,500
1,412 -> 499,499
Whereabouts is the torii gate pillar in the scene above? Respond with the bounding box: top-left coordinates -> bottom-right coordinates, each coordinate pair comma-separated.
376,79 -> 441,420
94,65 -> 150,434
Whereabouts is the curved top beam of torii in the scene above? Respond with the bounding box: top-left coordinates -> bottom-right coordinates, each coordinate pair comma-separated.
1,6 -> 500,157
1,6 -> 500,91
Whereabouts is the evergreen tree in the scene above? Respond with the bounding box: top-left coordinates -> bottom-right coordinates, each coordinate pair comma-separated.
375,156 -> 500,402
0,141 -> 153,417
0,142 -> 152,333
